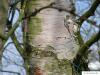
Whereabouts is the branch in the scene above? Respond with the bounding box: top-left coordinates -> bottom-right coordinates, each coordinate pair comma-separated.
78,0 -> 100,25
73,30 -> 100,71
0,69 -> 20,75
15,0 -> 100,29
0,21 -> 20,42
0,13 -> 23,41
22,1 -> 100,29
22,2 -> 55,19
98,49 -> 100,56
22,2 -> 75,19
6,22 -> 19,39
77,30 -> 100,56
86,19 -> 100,28
0,14 -> 24,57
11,34 -> 24,57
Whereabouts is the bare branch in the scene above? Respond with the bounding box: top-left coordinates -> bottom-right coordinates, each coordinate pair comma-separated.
11,34 -> 24,58
0,69 -> 20,75
22,2 -> 55,19
78,0 -> 100,25
77,30 -> 100,57
0,13 -> 23,41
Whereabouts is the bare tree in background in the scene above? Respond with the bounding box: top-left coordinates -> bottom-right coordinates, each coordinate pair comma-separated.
0,0 -> 100,75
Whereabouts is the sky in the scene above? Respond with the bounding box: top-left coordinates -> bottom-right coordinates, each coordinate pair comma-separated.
1,0 -> 100,75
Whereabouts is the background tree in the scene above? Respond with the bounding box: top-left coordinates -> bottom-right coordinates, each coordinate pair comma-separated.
0,0 -> 100,75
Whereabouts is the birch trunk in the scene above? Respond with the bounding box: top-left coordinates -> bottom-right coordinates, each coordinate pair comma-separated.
27,0 -> 79,75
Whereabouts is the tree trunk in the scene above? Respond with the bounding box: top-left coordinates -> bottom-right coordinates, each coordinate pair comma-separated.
25,0 -> 79,75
